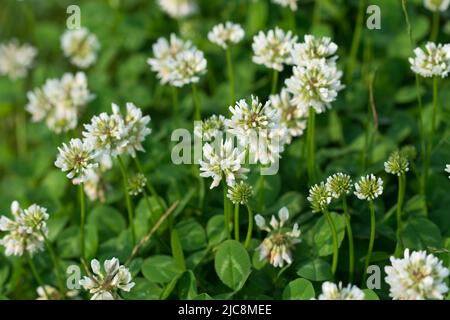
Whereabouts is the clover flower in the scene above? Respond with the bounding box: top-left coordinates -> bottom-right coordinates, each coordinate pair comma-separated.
199,138 -> 249,189
384,151 -> 410,176
55,138 -> 99,183
385,249 -> 449,300
227,181 -> 253,205
0,39 -> 37,80
409,42 -> 450,78
317,282 -> 365,300
79,257 -> 135,300
194,114 -> 226,141
169,47 -> 207,87
325,173 -> 353,199
446,164 -> 450,178
61,27 -> 99,69
157,0 -> 197,19
128,173 -> 147,196
354,174 -> 383,201
208,22 -> 245,49
285,58 -> 344,114
424,0 -> 450,12
255,207 -> 301,268
252,27 -> 298,71
291,35 -> 338,66
307,182 -> 332,212
272,0 -> 298,11
0,201 -> 48,257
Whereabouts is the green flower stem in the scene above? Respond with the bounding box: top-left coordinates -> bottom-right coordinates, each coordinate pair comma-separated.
191,83 -> 201,121
79,183 -> 86,260
143,190 -> 154,217
343,197 -> 354,283
312,0 -> 321,29
363,200 -> 376,285
226,46 -> 235,107
258,173 -> 265,212
172,86 -> 179,116
431,11 -> 439,42
287,7 -> 296,32
234,203 -> 240,241
323,208 -> 339,275
15,106 -> 27,158
271,69 -> 279,95
306,108 -> 317,184
117,155 -> 136,245
27,254 -> 50,299
394,173 -> 406,256
223,183 -> 231,239
244,204 -> 253,248
133,157 -> 165,210
346,0 -> 366,84
41,232 -> 65,296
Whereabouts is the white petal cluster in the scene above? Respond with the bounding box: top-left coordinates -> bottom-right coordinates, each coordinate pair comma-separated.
26,72 -> 94,133
158,0 -> 197,19
385,249 -> 449,300
255,207 -> 301,268
79,258 -> 135,300
409,42 -> 450,78
0,201 -> 48,257
252,27 -> 298,71
170,48 -> 207,87
317,282 -> 365,300
291,35 -> 338,66
445,164 -> 450,178
354,174 -> 383,201
36,285 -> 78,300
272,0 -> 298,11
61,27 -> 100,69
199,138 -> 249,189
384,150 -> 410,176
208,22 -> 245,49
307,182 -> 332,212
0,39 -> 37,80
424,0 -> 450,12
325,172 -> 353,199
194,114 -> 226,141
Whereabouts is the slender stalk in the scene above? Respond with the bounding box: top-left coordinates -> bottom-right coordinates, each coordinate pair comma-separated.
244,204 -> 253,248
191,83 -> 201,121
234,203 -> 240,241
258,173 -> 265,212
430,11 -> 439,42
79,183 -> 86,260
28,254 -> 50,299
15,107 -> 27,158
172,86 -> 179,116
223,183 -> 231,239
226,47 -> 235,106
343,197 -> 354,283
363,200 -> 376,285
346,0 -> 366,84
306,108 -> 317,184
312,0 -> 321,28
271,69 -> 279,94
117,155 -> 136,244
143,190 -> 154,217
134,157 -> 165,210
323,208 -> 339,274
41,232 -> 65,296
395,173 -> 406,256
287,7 -> 296,32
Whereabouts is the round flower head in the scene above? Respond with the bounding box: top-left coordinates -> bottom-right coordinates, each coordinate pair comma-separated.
199,138 -> 249,189
55,138 -> 99,183
424,0 -> 450,12
272,0 -> 298,11
169,47 -> 207,87
317,282 -> 365,300
445,164 -> 450,178
385,249 -> 449,300
227,181 -> 253,205
158,0 -> 197,19
208,22 -> 245,49
285,58 -> 344,114
194,114 -> 226,141
255,207 -> 301,268
307,182 -> 332,212
61,27 -> 99,69
384,151 -> 410,176
0,39 -> 37,80
128,173 -> 147,196
409,42 -> 450,78
79,257 -> 135,300
354,174 -> 383,201
0,201 -> 48,256
325,173 -> 353,199
291,35 -> 338,66
252,27 -> 298,71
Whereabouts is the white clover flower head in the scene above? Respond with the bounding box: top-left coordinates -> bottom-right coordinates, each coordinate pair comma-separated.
0,39 -> 37,80
445,164 -> 450,179
272,0 -> 298,11
208,22 -> 245,49
55,138 -> 99,183
285,58 -> 344,114
255,207 -> 301,268
227,181 -> 253,204
61,27 -> 99,69
0,201 -> 49,257
325,172 -> 353,199
291,34 -> 338,66
424,0 -> 450,12
307,182 -> 332,212
158,0 -> 197,19
252,27 -> 298,71
128,173 -> 147,196
194,114 -> 226,141
317,282 -> 365,300
354,174 -> 383,201
269,88 -> 307,144
79,257 -> 135,300
409,42 -> 450,78
199,138 -> 249,189
385,249 -> 449,300
384,150 -> 410,176
169,47 -> 207,87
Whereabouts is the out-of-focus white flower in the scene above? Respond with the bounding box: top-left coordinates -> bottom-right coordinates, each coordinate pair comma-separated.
385,249 -> 449,300
194,114 -> 226,141
272,0 -> 298,11
285,58 -> 344,114
325,172 -> 353,199
255,207 -> 301,268
79,258 -> 135,300
199,138 -> 249,189
252,27 -> 298,71
445,164 -> 450,178
269,89 -> 307,144
0,201 -> 48,257
158,0 -> 197,19
128,173 -> 147,196
307,182 -> 332,212
291,35 -> 338,66
424,0 -> 450,12
384,150 -> 410,176
36,285 -> 79,300
317,282 -> 365,300
169,48 -> 207,87
55,138 -> 99,183
354,174 -> 383,201
208,22 -> 245,49
409,42 -> 450,78
61,27 -> 100,69
0,39 -> 37,80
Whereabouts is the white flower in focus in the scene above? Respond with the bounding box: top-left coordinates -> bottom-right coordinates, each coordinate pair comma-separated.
79,258 -> 135,300
252,27 -> 298,71
199,138 -> 249,189
385,249 -> 449,300
384,150 -> 410,176
169,48 -> 207,87
291,35 -> 338,66
307,182 -> 332,212
227,181 -> 253,205
255,207 -> 301,268
354,174 -> 383,201
424,0 -> 450,12
61,27 -> 100,69
208,22 -> 245,49
0,39 -> 37,80
194,114 -> 226,141
158,0 -> 197,19
272,0 -> 298,11
317,282 -> 365,300
325,173 -> 353,199
409,42 -> 450,78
